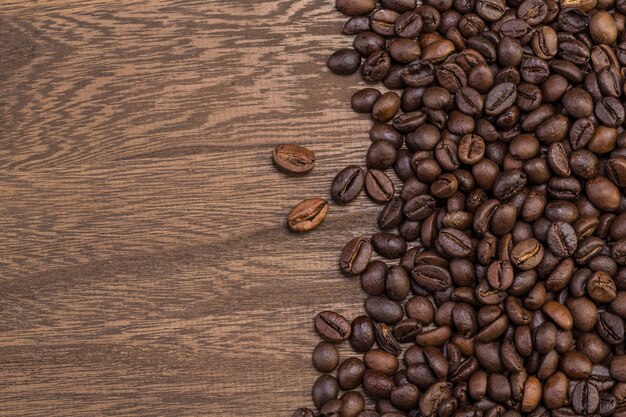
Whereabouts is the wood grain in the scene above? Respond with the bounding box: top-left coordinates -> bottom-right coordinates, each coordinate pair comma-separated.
0,1 -> 396,416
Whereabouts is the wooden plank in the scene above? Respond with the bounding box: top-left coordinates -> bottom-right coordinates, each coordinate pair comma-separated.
0,1 -> 394,415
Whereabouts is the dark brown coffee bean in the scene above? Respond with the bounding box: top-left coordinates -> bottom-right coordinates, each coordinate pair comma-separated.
493,170 -> 527,201
354,31 -> 386,56
396,10 -> 423,37
337,0 -> 377,16
352,88 -> 382,113
338,357 -> 367,391
437,62 -> 468,93
363,370 -> 395,399
403,59 -> 436,87
485,82 -> 517,116
412,264 -> 452,292
438,228 -> 473,258
371,233 -> 407,259
587,271 -> 617,302
596,96 -> 626,127
587,176 -> 621,212
365,296 -> 404,325
546,221 -> 578,257
315,311 -> 351,342
341,237 -> 372,275
455,87 -> 484,116
420,381 -> 453,417
362,50 -> 392,82
328,48 -> 362,75
404,195 -> 437,221
332,166 -> 365,204
572,380 -> 600,414
520,57 -> 550,84
351,315 -> 376,352
393,318 -> 423,343
378,197 -> 404,231
511,238 -> 544,271
313,341 -> 340,372
366,169 -> 395,204
372,92 -> 401,123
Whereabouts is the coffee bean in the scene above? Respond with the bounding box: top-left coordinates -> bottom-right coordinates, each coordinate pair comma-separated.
365,296 -> 404,325
371,233 -> 407,259
365,169 -> 395,204
438,228 -> 473,258
485,82 -> 517,116
336,0 -> 377,16
291,408 -> 315,417
341,237 -> 372,275
362,50 -> 392,82
313,341 -> 340,372
351,315 -> 376,352
374,323 -> 403,356
316,311 -> 351,342
288,198 -> 329,232
412,264 -> 452,292
352,88 -> 382,113
328,48 -> 362,75
338,357 -> 366,390
392,318 -> 423,343
404,195 -> 437,221
332,165 -> 365,204
273,144 -> 316,174
596,311 -> 625,345
572,380 -> 600,414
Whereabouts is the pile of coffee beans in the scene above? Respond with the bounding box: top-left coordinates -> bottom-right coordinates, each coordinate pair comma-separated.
292,0 -> 626,416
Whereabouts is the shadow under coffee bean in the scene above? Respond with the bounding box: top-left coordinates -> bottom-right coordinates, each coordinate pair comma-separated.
290,0 -> 626,416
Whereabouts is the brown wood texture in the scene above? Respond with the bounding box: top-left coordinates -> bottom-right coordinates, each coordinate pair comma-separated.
0,1 -> 393,416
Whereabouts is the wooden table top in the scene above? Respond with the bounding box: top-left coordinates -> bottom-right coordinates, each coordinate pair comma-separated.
0,1 -> 388,415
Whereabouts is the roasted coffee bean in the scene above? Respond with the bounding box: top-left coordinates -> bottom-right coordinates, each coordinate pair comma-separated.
352,88 -> 382,113
371,233 -> 407,259
378,197 -> 404,231
393,318 -> 423,343
596,311 -> 625,345
365,169 -> 395,203
365,296 -> 404,325
332,165 -> 365,204
313,341 -> 340,372
351,315 -> 376,352
340,237 -> 372,275
316,311 -> 351,342
572,380 -> 600,414
362,50 -> 392,82
288,198 -> 329,232
328,48 -> 362,75
273,144 -> 316,174
404,195 -> 437,221
485,82 -> 517,116
493,170 -> 527,201
338,357 -> 367,390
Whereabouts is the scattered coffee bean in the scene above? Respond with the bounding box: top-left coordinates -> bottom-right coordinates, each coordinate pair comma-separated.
287,198 -> 329,232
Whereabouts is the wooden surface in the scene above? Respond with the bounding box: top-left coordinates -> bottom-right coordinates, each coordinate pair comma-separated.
0,1 -> 391,416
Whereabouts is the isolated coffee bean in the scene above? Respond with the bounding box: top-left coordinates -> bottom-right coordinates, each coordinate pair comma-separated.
288,198 -> 329,232
273,144 -> 316,174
